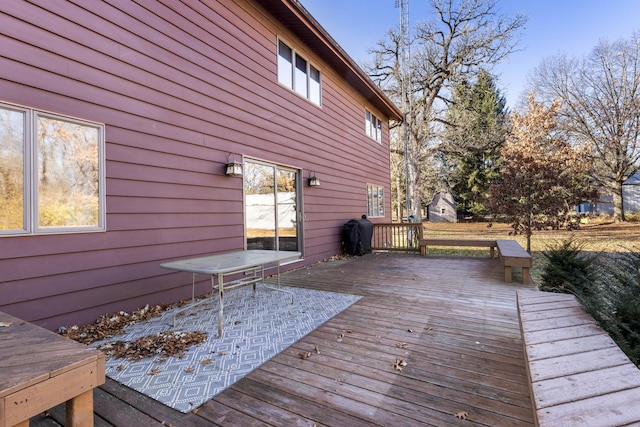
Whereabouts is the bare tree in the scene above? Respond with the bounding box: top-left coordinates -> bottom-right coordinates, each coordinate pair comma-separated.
366,0 -> 526,221
531,33 -> 640,222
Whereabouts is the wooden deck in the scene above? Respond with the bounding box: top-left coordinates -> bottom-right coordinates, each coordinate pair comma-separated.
0,311 -> 105,427
518,290 -> 640,426
34,253 -> 537,426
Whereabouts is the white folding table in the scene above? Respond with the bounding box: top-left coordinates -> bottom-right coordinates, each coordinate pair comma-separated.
161,250 -> 301,337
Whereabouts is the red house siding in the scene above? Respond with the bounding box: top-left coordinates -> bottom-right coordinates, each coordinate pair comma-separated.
0,0 -> 400,329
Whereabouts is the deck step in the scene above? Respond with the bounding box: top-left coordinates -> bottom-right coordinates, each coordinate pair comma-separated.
517,290 -> 640,426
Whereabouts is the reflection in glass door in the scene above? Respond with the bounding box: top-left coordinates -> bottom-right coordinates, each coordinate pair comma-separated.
244,160 -> 300,252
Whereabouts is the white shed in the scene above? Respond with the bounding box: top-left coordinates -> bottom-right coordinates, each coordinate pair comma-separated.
427,191 -> 457,223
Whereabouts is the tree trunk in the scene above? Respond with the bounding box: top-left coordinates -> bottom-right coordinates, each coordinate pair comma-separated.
612,180 -> 625,222
526,211 -> 532,253
404,129 -> 421,222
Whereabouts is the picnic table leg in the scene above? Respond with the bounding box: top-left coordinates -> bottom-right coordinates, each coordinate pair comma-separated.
217,273 -> 223,337
66,389 -> 94,427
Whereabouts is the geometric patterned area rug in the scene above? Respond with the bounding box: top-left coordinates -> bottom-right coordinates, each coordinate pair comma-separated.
89,285 -> 360,413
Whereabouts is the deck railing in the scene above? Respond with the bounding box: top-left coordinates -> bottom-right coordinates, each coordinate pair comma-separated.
372,222 -> 424,253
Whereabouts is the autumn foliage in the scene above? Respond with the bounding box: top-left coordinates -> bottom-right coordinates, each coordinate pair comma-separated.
486,93 -> 598,251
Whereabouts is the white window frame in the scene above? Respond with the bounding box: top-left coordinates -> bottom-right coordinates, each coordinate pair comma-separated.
0,101 -> 106,236
278,38 -> 322,106
365,109 -> 383,143
366,184 -> 384,217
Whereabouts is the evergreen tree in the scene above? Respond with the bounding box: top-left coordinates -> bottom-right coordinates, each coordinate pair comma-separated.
440,70 -> 508,216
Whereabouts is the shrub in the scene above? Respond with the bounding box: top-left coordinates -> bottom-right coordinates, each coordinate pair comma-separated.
625,211 -> 640,223
599,250 -> 640,365
540,238 -> 600,299
540,238 -> 640,366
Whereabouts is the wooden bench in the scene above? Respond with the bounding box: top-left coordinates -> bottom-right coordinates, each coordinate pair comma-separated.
0,311 -> 105,427
517,290 -> 640,426
419,238 -> 497,257
496,239 -> 532,284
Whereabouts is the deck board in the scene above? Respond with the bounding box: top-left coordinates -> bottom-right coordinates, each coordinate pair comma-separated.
43,254 -> 537,426
518,289 -> 640,426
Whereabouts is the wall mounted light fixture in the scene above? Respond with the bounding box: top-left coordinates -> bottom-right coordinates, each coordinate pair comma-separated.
308,171 -> 320,187
225,153 -> 243,176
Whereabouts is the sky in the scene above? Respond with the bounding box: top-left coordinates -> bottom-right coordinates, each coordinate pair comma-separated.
300,0 -> 640,109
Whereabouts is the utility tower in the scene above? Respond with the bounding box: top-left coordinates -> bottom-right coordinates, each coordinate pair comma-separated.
395,0 -> 413,222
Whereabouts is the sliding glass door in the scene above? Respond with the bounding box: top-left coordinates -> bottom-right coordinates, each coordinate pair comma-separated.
244,160 -> 300,252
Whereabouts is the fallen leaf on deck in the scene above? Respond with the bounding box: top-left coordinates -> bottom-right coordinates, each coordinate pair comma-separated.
391,358 -> 407,372
454,411 -> 468,420
395,342 -> 408,349
201,358 -> 213,366
59,303 -> 173,345
314,345 -> 320,354
407,329 -> 414,333
148,368 -> 161,376
116,364 -> 125,371
96,330 -> 207,361
299,351 -> 312,359
185,367 -> 194,373
0,321 -> 13,327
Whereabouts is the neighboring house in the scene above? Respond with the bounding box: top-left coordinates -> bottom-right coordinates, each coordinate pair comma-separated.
625,174 -> 640,212
577,173 -> 640,214
0,1 -> 402,329
427,191 -> 457,223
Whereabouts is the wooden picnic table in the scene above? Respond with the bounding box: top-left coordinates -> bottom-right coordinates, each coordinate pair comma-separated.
0,311 -> 105,427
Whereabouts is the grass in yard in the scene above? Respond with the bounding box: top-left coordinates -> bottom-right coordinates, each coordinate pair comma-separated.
423,220 -> 640,283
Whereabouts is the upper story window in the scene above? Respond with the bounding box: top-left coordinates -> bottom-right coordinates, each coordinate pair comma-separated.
278,39 -> 321,106
365,109 -> 382,143
0,101 -> 105,236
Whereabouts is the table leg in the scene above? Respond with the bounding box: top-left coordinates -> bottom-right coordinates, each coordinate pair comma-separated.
217,273 -> 223,337
66,389 -> 94,427
262,261 -> 294,303
172,272 -> 208,327
254,265 -> 261,297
